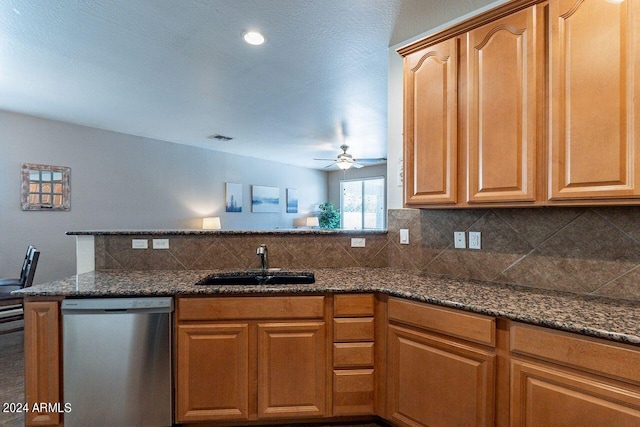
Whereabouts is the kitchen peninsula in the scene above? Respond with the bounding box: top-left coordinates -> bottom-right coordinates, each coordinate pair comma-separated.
16,228 -> 640,426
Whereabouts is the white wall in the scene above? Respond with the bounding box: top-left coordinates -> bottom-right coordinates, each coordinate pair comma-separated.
385,0 -> 510,209
0,110 -> 327,283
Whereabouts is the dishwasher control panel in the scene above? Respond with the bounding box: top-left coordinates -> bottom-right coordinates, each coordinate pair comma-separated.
62,297 -> 173,313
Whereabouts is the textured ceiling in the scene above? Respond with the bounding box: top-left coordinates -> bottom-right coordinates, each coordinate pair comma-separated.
0,0 -> 499,169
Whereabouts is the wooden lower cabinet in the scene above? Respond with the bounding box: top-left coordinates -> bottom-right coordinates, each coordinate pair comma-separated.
511,360 -> 640,426
509,322 -> 640,427
175,296 -> 327,423
23,300 -> 62,427
386,324 -> 496,427
176,323 -> 250,422
257,322 -> 326,418
333,369 -> 375,415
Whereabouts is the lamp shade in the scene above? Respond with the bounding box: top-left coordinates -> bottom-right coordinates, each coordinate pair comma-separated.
306,217 -> 320,227
202,217 -> 221,230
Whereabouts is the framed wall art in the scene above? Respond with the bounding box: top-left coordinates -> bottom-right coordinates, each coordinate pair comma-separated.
286,188 -> 298,213
225,182 -> 242,212
252,185 -> 279,213
21,163 -> 71,211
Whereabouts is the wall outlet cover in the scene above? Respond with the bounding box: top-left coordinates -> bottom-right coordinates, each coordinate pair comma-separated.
454,231 -> 466,249
469,231 -> 481,250
131,239 -> 148,249
152,239 -> 170,249
351,238 -> 366,248
400,229 -> 410,245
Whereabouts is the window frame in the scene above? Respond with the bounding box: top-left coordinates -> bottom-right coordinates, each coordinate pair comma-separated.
339,176 -> 386,230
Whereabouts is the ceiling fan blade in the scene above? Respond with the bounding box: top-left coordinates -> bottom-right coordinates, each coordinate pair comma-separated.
353,157 -> 387,163
352,163 -> 365,169
314,158 -> 337,161
324,163 -> 336,169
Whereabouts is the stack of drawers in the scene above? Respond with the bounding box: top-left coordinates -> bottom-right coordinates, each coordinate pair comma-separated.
332,293 -> 375,415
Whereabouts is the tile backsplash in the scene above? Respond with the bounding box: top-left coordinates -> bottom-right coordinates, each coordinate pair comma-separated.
94,206 -> 640,302
387,207 -> 640,302
95,233 -> 389,271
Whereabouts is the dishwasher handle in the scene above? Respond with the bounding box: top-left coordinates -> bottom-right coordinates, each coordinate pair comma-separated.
61,297 -> 173,315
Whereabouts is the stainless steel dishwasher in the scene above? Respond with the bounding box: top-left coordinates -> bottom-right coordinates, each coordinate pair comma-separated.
62,297 -> 173,427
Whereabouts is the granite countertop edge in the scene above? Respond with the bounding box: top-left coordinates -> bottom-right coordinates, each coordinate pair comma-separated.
15,268 -> 640,346
66,229 -> 388,236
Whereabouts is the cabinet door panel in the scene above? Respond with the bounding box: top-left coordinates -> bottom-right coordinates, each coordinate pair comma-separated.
404,38 -> 458,205
24,301 -> 61,426
176,323 -> 249,422
549,0 -> 640,199
387,325 -> 495,427
511,360 -> 640,426
257,322 -> 326,418
468,5 -> 542,203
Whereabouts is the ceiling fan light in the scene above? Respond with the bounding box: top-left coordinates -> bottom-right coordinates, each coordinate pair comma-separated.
243,31 -> 265,45
337,161 -> 352,170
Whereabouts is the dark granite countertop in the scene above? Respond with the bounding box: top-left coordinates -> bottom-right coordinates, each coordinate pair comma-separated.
66,229 -> 387,236
15,268 -> 640,346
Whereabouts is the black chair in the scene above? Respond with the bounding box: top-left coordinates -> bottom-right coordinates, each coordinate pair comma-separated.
0,246 -> 40,333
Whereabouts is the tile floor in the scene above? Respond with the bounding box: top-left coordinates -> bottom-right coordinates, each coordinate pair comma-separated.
0,327 -> 24,427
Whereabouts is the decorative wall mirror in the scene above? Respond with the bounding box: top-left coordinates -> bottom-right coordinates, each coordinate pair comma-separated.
21,163 -> 71,211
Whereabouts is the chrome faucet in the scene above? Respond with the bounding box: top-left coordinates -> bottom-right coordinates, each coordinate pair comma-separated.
256,244 -> 268,275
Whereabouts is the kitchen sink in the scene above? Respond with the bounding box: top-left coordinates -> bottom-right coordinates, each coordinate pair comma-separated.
196,270 -> 315,286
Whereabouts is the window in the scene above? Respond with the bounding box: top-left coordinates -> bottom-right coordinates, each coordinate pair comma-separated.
340,177 -> 385,229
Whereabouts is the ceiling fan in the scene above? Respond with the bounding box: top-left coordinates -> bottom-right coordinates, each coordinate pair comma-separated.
314,144 -> 387,170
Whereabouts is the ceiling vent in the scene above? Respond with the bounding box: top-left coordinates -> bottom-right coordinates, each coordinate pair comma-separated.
207,134 -> 233,142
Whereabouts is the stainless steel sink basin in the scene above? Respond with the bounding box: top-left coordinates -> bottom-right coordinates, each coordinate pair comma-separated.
196,271 -> 315,286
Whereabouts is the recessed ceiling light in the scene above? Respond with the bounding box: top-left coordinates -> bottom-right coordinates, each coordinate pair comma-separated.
243,31 -> 265,46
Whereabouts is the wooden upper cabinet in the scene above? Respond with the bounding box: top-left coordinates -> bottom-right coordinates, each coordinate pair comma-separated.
404,38 -> 458,205
549,0 -> 640,200
467,5 -> 543,203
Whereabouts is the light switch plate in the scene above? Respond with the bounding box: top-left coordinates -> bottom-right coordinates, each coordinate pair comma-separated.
351,238 -> 366,248
454,231 -> 466,249
152,239 -> 169,249
469,231 -> 481,250
400,229 -> 410,245
132,239 -> 148,249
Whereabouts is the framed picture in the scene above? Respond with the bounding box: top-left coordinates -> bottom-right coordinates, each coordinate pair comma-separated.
225,182 -> 242,212
286,188 -> 298,213
252,185 -> 279,213
21,163 -> 71,211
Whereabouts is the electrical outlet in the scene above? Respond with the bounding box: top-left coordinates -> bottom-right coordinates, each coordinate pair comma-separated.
399,229 -> 410,245
469,231 -> 481,250
131,239 -> 148,249
351,238 -> 366,248
454,231 -> 466,249
152,239 -> 169,249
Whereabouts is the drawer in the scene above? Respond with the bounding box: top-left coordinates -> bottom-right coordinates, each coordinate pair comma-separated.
511,322 -> 640,385
334,342 -> 374,368
334,294 -> 375,317
333,369 -> 374,415
178,296 -> 325,321
334,317 -> 375,342
388,297 -> 495,347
